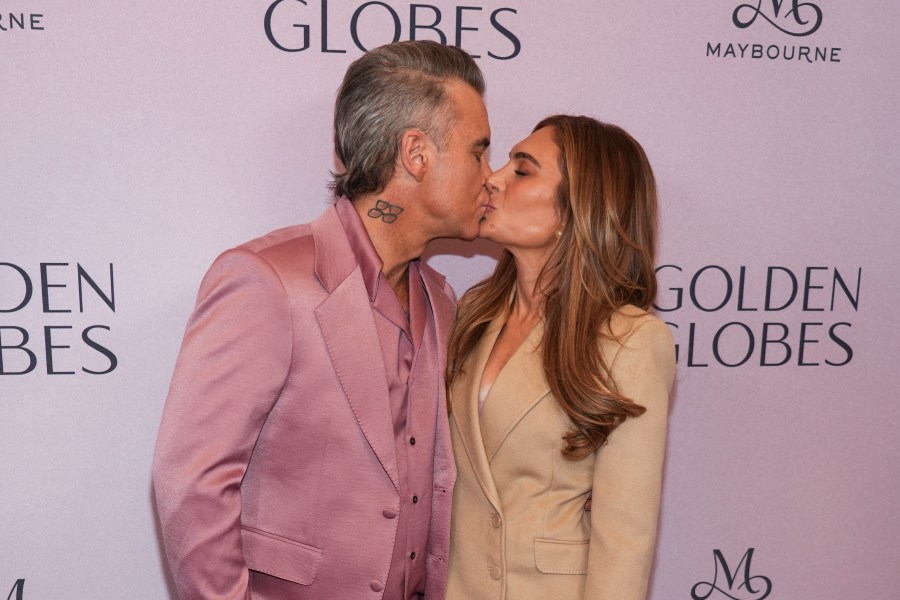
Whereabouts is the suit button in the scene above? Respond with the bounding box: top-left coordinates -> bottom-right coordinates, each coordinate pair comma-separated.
490,513 -> 501,528
370,580 -> 384,592
409,437 -> 416,445
410,551 -> 416,560
382,508 -> 398,519
488,565 -> 502,580
412,495 -> 419,504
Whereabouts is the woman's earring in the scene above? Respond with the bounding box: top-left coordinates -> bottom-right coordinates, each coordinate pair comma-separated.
555,229 -> 563,240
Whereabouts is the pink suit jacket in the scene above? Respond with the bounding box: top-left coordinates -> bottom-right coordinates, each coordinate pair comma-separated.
152,204 -> 458,600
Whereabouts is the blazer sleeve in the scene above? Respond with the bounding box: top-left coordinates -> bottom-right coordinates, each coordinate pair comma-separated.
152,248 -> 293,600
584,316 -> 676,600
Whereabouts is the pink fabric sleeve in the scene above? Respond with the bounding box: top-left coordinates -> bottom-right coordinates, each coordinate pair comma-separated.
152,248 -> 293,600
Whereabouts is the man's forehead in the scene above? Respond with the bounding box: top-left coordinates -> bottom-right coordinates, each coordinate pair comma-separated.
446,79 -> 488,115
444,79 -> 490,143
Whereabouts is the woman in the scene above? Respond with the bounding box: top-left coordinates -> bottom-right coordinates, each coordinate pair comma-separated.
445,115 -> 676,600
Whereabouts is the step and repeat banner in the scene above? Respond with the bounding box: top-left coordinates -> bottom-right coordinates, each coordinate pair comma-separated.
2,2 -> 899,598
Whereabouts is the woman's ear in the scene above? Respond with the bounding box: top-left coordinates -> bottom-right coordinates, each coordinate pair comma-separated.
398,129 -> 429,182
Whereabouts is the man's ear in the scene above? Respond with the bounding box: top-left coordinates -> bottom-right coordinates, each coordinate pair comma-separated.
398,129 -> 430,182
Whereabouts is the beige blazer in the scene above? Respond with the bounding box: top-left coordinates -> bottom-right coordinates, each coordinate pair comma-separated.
446,306 -> 675,600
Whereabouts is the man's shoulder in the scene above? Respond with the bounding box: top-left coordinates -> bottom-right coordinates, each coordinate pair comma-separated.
226,224 -> 316,281
200,224 -> 318,294
235,223 -> 314,257
232,202 -> 343,260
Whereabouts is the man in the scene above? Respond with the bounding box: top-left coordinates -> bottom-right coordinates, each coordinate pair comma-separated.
152,41 -> 491,600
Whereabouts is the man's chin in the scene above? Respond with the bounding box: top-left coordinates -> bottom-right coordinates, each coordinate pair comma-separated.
475,220 -> 493,241
431,225 -> 477,242
434,213 -> 484,241
455,219 -> 484,242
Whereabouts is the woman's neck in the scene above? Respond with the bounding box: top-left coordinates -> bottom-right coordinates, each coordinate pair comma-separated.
508,247 -> 554,323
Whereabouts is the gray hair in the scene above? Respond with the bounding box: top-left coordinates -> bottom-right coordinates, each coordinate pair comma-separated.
330,41 -> 486,201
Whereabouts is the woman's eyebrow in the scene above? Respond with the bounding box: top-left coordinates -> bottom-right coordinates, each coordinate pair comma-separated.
511,151 -> 541,168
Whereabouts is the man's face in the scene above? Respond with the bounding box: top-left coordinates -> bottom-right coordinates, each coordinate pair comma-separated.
421,79 -> 492,241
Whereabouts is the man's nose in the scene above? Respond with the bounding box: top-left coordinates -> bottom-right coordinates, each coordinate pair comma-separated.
484,172 -> 501,193
481,159 -> 493,179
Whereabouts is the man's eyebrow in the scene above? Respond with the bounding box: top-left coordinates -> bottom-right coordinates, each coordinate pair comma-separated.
472,137 -> 490,149
511,151 -> 541,168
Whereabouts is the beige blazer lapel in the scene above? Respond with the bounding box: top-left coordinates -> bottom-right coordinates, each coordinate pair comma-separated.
480,320 -> 551,463
450,317 -> 505,512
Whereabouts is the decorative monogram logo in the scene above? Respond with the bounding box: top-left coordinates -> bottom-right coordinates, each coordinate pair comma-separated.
4,579 -> 25,600
366,200 -> 404,224
733,0 -> 823,37
691,548 -> 773,600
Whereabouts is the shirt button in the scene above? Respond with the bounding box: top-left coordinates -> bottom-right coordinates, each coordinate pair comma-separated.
370,580 -> 384,592
409,437 -> 416,445
410,551 -> 417,560
412,495 -> 419,504
488,565 -> 502,580
382,508 -> 398,519
490,513 -> 502,528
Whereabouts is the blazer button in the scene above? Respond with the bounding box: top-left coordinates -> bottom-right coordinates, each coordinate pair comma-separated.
382,508 -> 398,519
370,580 -> 384,592
488,565 -> 502,580
412,495 -> 419,504
490,513 -> 502,528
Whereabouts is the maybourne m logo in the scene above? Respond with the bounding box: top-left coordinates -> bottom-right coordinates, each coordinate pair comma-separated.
4,579 -> 25,600
691,548 -> 772,600
709,0 -> 837,63
733,0 -> 823,36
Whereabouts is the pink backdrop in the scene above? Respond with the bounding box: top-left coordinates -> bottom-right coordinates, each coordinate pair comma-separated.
3,2 -> 899,598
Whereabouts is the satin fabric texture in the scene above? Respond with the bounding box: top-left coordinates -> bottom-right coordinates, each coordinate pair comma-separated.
152,202 -> 458,600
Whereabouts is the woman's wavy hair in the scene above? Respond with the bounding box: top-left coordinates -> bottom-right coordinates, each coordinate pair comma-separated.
447,115 -> 659,460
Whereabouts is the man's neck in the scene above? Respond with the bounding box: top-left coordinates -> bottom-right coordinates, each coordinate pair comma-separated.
353,195 -> 427,299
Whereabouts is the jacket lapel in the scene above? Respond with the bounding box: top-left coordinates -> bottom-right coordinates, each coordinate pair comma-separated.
419,265 -> 458,580
420,266 -> 457,487
419,264 -> 456,365
449,316 -> 505,512
479,320 -> 551,463
311,206 -> 399,492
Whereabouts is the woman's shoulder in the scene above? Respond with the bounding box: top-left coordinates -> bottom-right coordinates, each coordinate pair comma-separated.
606,305 -> 671,342
604,305 -> 677,389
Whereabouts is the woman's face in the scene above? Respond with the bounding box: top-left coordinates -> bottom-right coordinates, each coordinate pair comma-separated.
480,126 -> 564,254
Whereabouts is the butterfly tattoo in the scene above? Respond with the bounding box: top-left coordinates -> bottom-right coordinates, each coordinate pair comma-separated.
367,200 -> 404,224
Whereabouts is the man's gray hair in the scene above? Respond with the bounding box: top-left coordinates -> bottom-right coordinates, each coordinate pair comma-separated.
331,41 -> 485,201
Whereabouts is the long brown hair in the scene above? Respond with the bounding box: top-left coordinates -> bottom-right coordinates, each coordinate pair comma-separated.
447,115 -> 659,460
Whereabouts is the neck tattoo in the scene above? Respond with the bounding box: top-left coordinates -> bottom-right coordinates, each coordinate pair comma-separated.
367,199 -> 404,224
